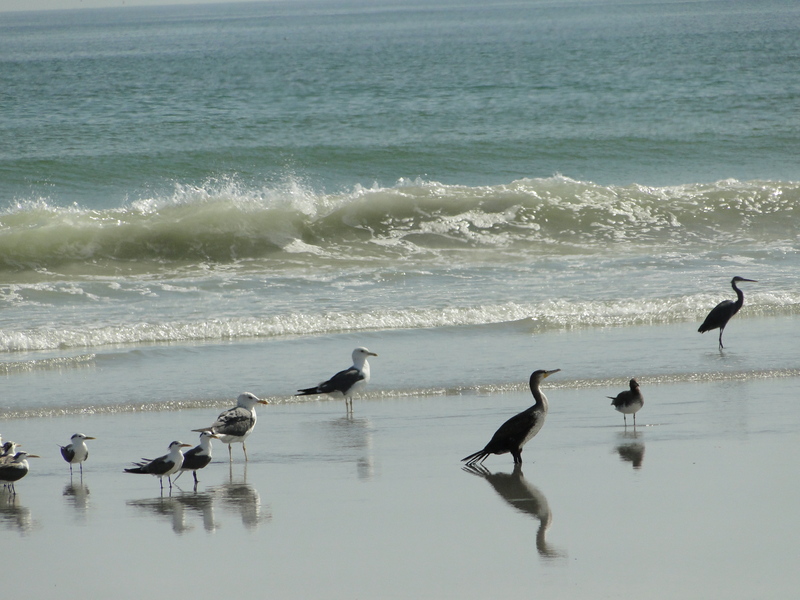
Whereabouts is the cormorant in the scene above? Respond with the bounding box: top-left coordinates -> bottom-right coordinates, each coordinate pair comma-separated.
462,369 -> 560,466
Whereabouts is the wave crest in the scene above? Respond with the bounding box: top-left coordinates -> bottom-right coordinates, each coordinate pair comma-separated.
2,176 -> 798,272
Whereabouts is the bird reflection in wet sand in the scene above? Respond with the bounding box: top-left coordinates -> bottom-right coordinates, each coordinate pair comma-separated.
463,463 -> 565,560
207,465 -> 271,530
63,482 -> 91,522
175,491 -> 218,532
0,490 -> 36,534
127,496 -> 192,534
325,415 -> 375,481
615,432 -> 645,469
129,465 -> 271,534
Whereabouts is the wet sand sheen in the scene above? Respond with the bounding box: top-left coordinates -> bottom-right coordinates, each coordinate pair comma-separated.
3,376 -> 799,599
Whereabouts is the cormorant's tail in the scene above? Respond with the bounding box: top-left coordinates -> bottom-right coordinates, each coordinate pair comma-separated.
461,449 -> 489,466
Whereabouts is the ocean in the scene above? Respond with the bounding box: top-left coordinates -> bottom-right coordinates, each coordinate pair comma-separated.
1,0 -> 798,415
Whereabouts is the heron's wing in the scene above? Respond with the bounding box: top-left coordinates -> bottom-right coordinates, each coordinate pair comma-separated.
698,299 -> 735,332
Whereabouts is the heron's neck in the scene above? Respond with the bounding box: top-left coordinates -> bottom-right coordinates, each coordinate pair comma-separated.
732,281 -> 745,308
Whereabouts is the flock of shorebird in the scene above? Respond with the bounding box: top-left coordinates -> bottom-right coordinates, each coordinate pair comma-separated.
0,347 -> 378,494
0,277 -> 753,494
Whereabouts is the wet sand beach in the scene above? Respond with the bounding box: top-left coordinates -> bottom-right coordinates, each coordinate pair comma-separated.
3,374 -> 799,599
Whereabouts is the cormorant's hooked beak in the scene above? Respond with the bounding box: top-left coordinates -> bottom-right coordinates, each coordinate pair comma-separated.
543,369 -> 561,378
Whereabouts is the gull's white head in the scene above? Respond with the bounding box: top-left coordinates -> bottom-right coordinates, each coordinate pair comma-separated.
236,392 -> 270,408
352,347 -> 378,364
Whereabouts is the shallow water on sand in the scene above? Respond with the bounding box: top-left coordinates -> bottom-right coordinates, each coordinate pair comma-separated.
3,371 -> 799,599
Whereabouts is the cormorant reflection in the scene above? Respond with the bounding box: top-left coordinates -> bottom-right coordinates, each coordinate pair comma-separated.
463,463 -> 565,560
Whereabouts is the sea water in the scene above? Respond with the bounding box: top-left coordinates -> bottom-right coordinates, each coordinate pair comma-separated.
1,0 -> 798,416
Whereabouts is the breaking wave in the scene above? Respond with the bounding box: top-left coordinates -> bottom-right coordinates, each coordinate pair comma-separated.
1,176 -> 797,273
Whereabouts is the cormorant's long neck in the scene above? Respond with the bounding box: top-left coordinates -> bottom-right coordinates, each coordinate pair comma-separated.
732,280 -> 745,310
529,382 -> 548,412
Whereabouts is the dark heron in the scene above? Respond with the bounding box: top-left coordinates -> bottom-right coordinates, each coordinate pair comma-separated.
297,347 -> 378,413
608,379 -> 644,427
698,276 -> 756,349
192,392 -> 269,462
124,441 -> 192,491
462,369 -> 560,466
59,433 -> 96,476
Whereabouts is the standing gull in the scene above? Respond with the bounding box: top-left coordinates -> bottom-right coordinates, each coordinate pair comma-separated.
59,433 -> 96,476
175,431 -> 219,488
124,441 -> 191,491
1,440 -> 21,462
462,369 -> 560,466
296,347 -> 378,412
193,393 -> 268,462
0,452 -> 40,495
608,379 -> 644,427
698,276 -> 756,349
